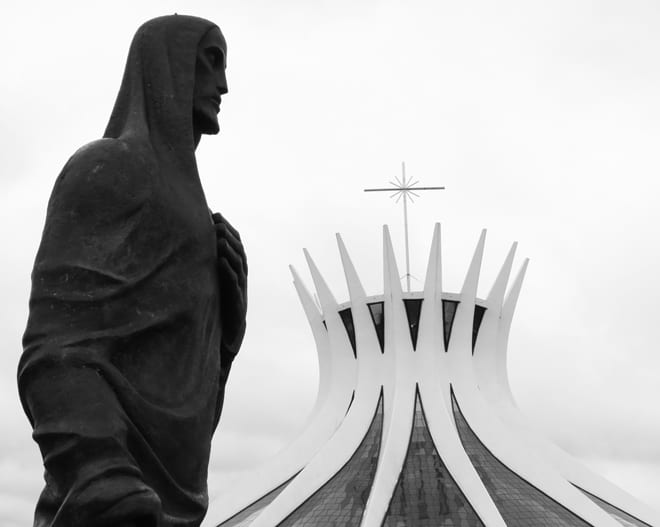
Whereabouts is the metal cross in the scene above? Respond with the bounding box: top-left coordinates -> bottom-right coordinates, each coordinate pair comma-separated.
364,162 -> 445,292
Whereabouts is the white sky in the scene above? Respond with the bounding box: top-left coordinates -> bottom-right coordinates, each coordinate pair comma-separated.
2,1 -> 660,525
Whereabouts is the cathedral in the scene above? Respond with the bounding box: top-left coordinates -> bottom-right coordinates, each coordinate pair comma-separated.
212,225 -> 659,527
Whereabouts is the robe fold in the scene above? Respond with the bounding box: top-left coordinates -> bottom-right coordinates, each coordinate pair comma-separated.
18,15 -> 231,527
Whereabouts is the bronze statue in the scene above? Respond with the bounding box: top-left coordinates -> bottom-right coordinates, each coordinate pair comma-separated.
18,15 -> 247,527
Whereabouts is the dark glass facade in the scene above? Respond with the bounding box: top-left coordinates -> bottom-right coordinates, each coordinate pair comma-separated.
345,390 -> 355,415
577,486 -> 652,527
472,305 -> 486,352
442,300 -> 458,351
403,299 -> 423,350
278,393 -> 384,526
367,302 -> 385,352
383,390 -> 485,527
324,298 -> 488,355
451,392 -> 593,526
339,308 -> 357,357
441,300 -> 486,352
218,480 -> 290,527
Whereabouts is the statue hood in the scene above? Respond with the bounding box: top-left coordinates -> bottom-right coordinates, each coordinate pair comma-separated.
104,15 -> 219,159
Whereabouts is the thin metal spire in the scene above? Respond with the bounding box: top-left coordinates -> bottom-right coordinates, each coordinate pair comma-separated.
364,161 -> 445,292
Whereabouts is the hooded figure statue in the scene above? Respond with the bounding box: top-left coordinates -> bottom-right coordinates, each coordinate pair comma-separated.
18,15 -> 247,527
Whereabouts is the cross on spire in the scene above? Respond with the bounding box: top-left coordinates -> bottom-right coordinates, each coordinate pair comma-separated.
364,162 -> 445,292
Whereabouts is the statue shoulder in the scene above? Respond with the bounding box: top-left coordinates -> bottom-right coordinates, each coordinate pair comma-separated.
51,138 -> 154,209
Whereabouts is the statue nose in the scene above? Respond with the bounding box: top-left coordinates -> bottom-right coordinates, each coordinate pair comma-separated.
217,71 -> 228,95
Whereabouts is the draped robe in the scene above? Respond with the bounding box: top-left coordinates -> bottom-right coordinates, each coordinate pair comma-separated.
18,15 -> 234,527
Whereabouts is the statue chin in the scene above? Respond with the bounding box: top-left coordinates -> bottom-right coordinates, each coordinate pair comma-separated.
193,111 -> 220,136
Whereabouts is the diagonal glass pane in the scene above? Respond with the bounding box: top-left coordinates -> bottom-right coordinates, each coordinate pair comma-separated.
367,302 -> 385,353
383,389 -> 485,526
278,393 -> 384,526
403,299 -> 423,350
338,308 -> 357,358
576,486 -> 652,527
451,392 -> 592,526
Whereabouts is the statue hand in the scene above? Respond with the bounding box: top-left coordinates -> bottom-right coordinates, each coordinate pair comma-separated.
212,212 -> 247,361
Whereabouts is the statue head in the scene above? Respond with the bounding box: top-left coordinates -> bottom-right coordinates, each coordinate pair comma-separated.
104,15 -> 228,154
193,27 -> 228,141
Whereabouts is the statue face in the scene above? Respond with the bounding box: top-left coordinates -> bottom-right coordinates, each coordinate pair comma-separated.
193,27 -> 228,135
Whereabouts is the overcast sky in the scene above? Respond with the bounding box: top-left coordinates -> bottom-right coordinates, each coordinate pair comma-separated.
2,1 -> 660,525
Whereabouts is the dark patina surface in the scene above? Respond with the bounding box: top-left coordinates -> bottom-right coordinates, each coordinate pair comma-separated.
18,15 -> 246,527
